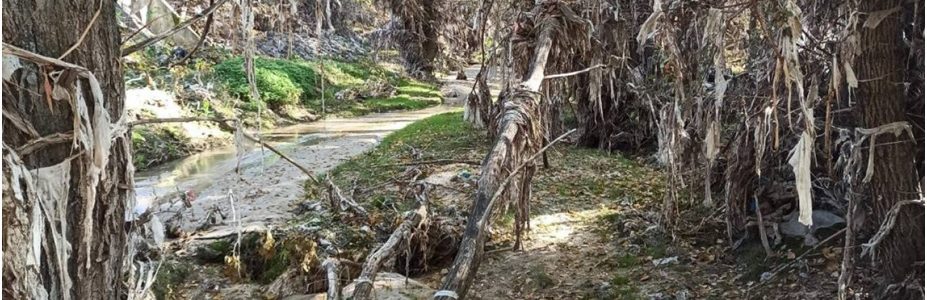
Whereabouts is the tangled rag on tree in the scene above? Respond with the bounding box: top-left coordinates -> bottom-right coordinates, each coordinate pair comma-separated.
788,130 -> 814,226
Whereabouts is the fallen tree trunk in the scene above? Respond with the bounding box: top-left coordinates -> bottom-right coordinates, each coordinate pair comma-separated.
433,10 -> 555,299
352,185 -> 429,300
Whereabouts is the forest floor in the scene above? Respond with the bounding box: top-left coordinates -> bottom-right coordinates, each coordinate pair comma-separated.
330,111 -> 844,300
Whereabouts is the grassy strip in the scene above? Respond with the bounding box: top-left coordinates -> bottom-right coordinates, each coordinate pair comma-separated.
329,111 -> 487,193
328,111 -> 664,217
213,57 -> 442,116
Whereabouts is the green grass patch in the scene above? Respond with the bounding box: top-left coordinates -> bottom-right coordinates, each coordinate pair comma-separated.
327,78 -> 443,116
212,57 -> 440,116
535,147 -> 664,205
608,274 -> 642,299
615,253 -> 640,268
131,126 -> 192,170
328,111 -> 485,207
213,57 -> 322,106
152,260 -> 192,300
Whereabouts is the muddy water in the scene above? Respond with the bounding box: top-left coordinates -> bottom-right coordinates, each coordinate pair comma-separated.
133,105 -> 459,236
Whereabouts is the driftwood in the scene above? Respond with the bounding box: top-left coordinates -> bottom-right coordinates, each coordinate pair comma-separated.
351,185 -> 429,300
326,176 -> 369,218
322,258 -> 341,300
433,10 -> 556,299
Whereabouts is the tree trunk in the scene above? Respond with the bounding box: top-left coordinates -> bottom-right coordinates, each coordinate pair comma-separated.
464,69 -> 491,128
390,0 -> 441,79
854,0 -> 924,288
434,13 -> 552,299
2,0 -> 130,299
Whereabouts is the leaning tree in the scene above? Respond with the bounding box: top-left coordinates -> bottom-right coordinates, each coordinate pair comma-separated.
2,0 -> 133,298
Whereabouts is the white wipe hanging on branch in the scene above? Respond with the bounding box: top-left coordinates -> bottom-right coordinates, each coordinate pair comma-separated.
843,62 -> 858,88
788,131 -> 814,226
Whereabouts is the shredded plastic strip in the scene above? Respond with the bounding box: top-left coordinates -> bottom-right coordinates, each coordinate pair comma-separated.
434,290 -> 459,299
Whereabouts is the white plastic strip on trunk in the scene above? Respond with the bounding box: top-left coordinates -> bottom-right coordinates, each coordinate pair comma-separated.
788,131 -> 814,226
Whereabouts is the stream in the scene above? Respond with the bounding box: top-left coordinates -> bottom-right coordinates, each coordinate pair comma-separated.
133,105 -> 458,237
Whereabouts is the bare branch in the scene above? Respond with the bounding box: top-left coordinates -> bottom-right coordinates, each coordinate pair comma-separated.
121,0 -> 232,56
543,64 -> 606,79
352,186 -> 428,300
129,117 -> 229,127
59,0 -> 103,60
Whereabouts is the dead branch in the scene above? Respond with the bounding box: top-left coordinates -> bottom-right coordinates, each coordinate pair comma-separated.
129,117 -> 229,127
4,43 -> 91,72
749,228 -> 847,293
244,129 -> 319,184
216,119 -> 320,184
837,192 -> 862,300
352,186 -> 429,300
121,0 -> 232,56
120,12 -> 166,44
543,64 -> 606,79
58,0 -> 103,60
754,197 -> 773,257
127,115 -> 320,184
175,0 -> 216,66
326,176 -> 369,218
2,107 -> 41,138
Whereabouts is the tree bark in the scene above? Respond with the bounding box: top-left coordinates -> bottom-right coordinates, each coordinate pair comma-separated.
854,0 -> 924,287
388,0 -> 442,79
2,0 -> 130,299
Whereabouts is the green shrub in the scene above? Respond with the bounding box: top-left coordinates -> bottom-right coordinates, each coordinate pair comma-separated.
255,68 -> 301,105
213,57 -> 320,106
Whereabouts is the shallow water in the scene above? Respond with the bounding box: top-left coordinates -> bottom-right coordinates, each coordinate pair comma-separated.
130,105 -> 458,233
